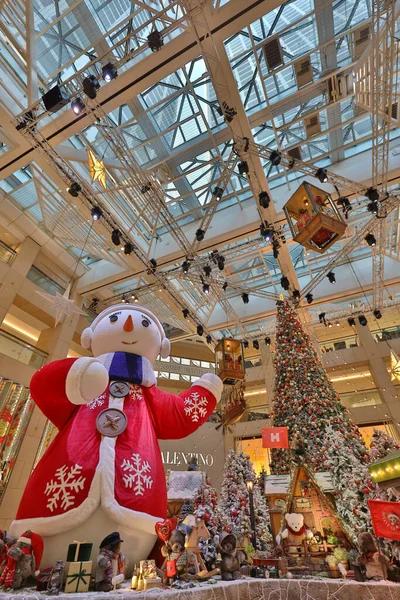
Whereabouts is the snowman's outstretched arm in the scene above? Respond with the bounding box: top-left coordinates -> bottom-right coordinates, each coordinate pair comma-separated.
145,373 -> 223,440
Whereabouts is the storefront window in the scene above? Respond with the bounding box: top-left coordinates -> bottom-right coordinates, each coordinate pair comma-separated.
235,437 -> 271,475
358,423 -> 399,447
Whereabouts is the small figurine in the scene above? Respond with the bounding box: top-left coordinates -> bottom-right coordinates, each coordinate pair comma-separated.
95,532 -> 126,592
188,456 -> 198,471
47,560 -> 64,595
0,530 -> 43,589
358,532 -> 390,580
218,532 -> 241,581
276,513 -> 313,548
161,529 -> 193,585
0,531 -> 15,575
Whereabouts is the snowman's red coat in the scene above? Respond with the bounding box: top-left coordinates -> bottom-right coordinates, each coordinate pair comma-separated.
13,359 -> 217,536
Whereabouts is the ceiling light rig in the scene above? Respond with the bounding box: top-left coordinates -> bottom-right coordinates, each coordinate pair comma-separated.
182,260 -> 191,274
348,317 -> 355,327
91,206 -> 103,221
147,30 -> 164,52
123,242 -> 134,255
217,255 -> 225,271
196,324 -> 204,336
195,229 -> 205,242
280,276 -> 290,291
253,340 -> 259,350
259,191 -> 270,208
365,233 -> 376,247
337,196 -> 352,219
306,292 -> 313,304
111,229 -> 122,246
182,308 -> 190,320
222,281 -> 228,291
213,186 -> 223,201
292,289 -> 300,301
101,62 -> 118,82
238,161 -> 249,178
71,97 -> 85,115
327,271 -> 336,284
243,340 -> 249,349
149,258 -> 157,272
269,150 -> 281,166
373,309 -> 382,319
206,334 -> 212,344
83,75 -> 100,99
203,265 -> 212,277
358,315 -> 368,326
67,182 -> 81,197
264,336 -> 271,346
319,312 -> 327,325
315,168 -> 328,183
242,292 -> 249,304
131,294 -> 139,303
202,283 -> 210,294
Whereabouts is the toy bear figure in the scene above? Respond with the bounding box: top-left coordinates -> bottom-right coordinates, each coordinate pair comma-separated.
0,530 -> 43,589
10,304 -> 223,571
47,560 -> 64,595
96,532 -> 126,592
218,532 -> 241,581
161,529 -> 193,585
358,532 -> 390,581
0,531 -> 15,575
276,513 -> 313,550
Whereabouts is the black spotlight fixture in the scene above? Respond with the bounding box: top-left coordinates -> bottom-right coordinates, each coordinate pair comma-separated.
71,97 -> 85,115
367,200 -> 379,215
111,229 -> 122,246
373,308 -> 382,319
149,258 -> 157,271
269,150 -> 281,166
242,292 -> 249,304
123,242 -> 134,255
147,30 -> 163,52
195,228 -> 205,242
67,181 -> 81,197
319,312 -> 326,324
265,336 -> 271,346
366,187 -> 379,201
315,167 -> 328,183
222,281 -> 228,291
280,276 -> 290,291
365,233 -> 376,247
42,84 -> 70,113
83,75 -> 100,99
260,223 -> 273,242
253,340 -> 259,350
306,292 -> 313,304
327,271 -> 336,284
182,308 -> 190,320
197,324 -> 204,336
259,191 -> 270,209
347,317 -> 356,327
102,62 -> 118,82
217,255 -> 225,271
91,206 -> 102,220
292,289 -> 300,301
358,315 -> 368,326
243,340 -> 249,349
203,265 -> 212,277
182,260 -> 190,274
213,186 -> 223,201
238,161 -> 249,178
206,334 -> 212,344
272,239 -> 280,259
202,283 -> 210,294
141,183 -> 152,194
337,196 -> 352,219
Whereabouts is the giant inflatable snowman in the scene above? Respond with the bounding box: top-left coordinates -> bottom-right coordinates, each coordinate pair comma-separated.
10,304 -> 223,572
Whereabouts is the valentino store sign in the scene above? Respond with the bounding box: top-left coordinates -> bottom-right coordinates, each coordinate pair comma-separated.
161,451 -> 214,467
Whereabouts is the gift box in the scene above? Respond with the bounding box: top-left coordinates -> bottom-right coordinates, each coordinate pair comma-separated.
140,560 -> 157,579
36,567 -> 53,591
64,561 -> 92,593
66,541 -> 93,562
144,576 -> 162,590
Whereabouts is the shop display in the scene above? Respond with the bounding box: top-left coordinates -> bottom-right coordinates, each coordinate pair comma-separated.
95,531 -> 126,592
10,304 -> 223,569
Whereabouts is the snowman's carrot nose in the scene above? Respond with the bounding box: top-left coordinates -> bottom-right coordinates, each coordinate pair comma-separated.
123,315 -> 134,332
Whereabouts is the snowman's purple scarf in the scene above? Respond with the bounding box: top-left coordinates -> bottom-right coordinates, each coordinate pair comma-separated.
96,352 -> 157,387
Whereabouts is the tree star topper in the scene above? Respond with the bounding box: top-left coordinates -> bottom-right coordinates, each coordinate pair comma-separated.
35,284 -> 85,326
88,149 -> 107,189
391,351 -> 400,383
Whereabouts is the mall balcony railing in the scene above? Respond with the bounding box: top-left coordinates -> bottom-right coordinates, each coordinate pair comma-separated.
26,265 -> 66,296
320,334 -> 359,353
372,325 -> 400,342
0,329 -> 48,369
0,240 -> 17,264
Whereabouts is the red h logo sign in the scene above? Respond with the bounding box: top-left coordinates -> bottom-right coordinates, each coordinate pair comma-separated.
262,427 -> 289,449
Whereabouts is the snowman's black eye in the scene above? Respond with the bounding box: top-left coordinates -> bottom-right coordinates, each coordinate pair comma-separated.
142,318 -> 150,327
110,314 -> 118,323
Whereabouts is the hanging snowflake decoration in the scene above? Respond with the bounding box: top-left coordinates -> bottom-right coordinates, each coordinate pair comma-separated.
184,392 -> 208,422
36,284 -> 85,327
44,463 -> 86,512
121,453 -> 153,496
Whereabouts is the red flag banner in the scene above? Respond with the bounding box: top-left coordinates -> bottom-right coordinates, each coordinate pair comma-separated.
368,499 -> 400,540
262,427 -> 289,449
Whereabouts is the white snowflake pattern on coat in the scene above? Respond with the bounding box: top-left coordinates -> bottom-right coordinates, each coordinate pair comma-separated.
184,391 -> 208,422
44,464 -> 86,512
87,394 -> 106,410
121,453 -> 153,496
130,384 -> 144,401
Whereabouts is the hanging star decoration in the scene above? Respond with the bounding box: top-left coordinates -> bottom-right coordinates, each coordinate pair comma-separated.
35,284 -> 85,327
88,149 -> 107,189
390,351 -> 400,383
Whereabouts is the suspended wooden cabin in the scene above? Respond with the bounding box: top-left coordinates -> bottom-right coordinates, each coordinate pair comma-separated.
284,182 -> 347,253
215,338 -> 245,385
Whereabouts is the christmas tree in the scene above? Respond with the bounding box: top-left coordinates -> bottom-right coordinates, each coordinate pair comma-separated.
369,428 -> 400,462
216,449 -> 272,551
271,301 -> 369,474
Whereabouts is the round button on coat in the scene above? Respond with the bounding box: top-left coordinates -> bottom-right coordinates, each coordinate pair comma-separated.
96,408 -> 128,437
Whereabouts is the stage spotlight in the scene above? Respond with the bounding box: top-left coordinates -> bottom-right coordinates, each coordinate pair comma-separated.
365,233 -> 376,247
336,321 -> 340,327
206,334 -> 212,344
149,258 -> 157,271
265,337 -> 271,346
367,201 -> 379,215
197,324 -> 204,336
259,192 -> 270,209
373,309 -> 382,319
217,256 -> 225,271
91,206 -> 102,220
213,187 -> 223,201
102,62 -> 118,82
83,75 -> 100,99
269,150 -> 281,166
366,187 -> 379,201
203,265 -> 212,277
280,276 -> 290,291
182,308 -> 190,320
260,223 -> 273,242
147,30 -> 163,52
67,182 -> 81,197
243,340 -> 249,349
315,168 -> 328,183
71,97 -> 85,115
327,271 -> 336,284
253,340 -> 259,350
319,312 -> 326,324
358,315 -> 368,326
203,283 -> 210,294
242,293 -> 249,304
222,281 -> 228,291
182,260 -> 190,274
195,229 -> 205,242
306,292 -> 313,304
292,289 -> 300,301
238,161 -> 249,178
111,229 -> 121,246
272,240 -> 280,259
131,294 -> 139,303
123,242 -> 133,255
42,84 -> 70,113
348,317 -> 355,327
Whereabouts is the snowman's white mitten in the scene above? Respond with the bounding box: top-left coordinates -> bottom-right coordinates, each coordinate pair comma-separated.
192,373 -> 223,401
66,357 -> 109,405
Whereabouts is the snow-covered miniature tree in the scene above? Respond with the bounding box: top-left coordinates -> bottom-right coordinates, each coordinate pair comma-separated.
216,449 -> 271,551
194,475 -> 218,527
271,301 -> 369,474
369,428 -> 400,462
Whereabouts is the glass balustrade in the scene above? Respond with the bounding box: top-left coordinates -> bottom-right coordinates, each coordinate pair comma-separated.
320,334 -> 359,352
0,329 -> 47,369
27,265 -> 66,295
0,240 -> 17,264
372,325 -> 400,342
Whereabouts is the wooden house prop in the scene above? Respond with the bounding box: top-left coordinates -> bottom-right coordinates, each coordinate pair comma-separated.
166,470 -> 204,518
215,338 -> 245,384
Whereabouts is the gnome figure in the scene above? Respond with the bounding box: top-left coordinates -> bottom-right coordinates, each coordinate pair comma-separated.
10,305 -> 223,572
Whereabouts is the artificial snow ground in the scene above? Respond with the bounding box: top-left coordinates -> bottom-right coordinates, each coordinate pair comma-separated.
1,577 -> 400,600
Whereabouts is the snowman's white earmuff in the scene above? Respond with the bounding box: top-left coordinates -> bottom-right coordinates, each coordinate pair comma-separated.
160,337 -> 170,359
81,327 -> 93,350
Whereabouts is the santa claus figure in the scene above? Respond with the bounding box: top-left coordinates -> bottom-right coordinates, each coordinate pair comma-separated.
10,305 -> 223,572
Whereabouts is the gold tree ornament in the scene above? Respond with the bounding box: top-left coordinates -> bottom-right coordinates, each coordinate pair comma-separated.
88,149 -> 107,189
390,351 -> 400,383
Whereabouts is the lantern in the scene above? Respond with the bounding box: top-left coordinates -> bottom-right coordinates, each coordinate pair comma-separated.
215,338 -> 245,385
284,181 -> 347,253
